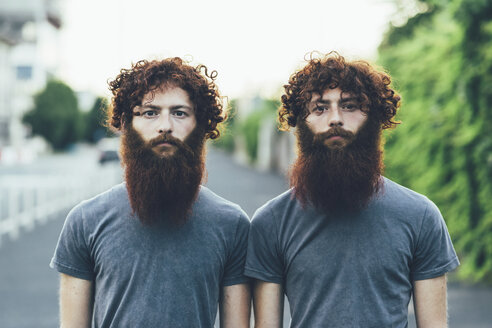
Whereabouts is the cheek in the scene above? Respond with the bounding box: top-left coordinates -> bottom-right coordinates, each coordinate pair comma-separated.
186,117 -> 197,134
350,113 -> 368,130
176,118 -> 197,138
131,119 -> 152,139
131,119 -> 142,133
305,115 -> 324,133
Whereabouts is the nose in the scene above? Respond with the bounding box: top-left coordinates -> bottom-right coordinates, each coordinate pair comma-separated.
157,112 -> 173,134
328,108 -> 343,128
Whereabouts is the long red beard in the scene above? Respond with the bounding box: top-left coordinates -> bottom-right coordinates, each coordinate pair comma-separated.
120,125 -> 206,225
290,119 -> 384,213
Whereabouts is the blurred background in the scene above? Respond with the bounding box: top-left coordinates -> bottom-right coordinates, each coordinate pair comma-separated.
1,0 -> 491,327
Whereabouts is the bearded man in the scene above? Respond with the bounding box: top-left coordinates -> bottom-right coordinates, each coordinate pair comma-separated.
245,52 -> 459,328
50,58 -> 250,327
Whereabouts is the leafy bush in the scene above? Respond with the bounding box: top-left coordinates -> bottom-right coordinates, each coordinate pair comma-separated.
23,80 -> 84,150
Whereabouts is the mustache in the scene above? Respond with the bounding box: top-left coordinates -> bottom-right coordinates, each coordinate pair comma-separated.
149,133 -> 181,147
314,127 -> 355,142
147,132 -> 196,159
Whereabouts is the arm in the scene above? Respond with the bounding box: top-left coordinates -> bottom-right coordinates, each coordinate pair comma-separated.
252,280 -> 284,328
413,274 -> 448,328
59,273 -> 93,328
219,283 -> 251,328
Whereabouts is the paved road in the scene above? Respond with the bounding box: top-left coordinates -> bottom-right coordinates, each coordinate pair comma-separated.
0,212 -> 64,327
1,148 -> 491,327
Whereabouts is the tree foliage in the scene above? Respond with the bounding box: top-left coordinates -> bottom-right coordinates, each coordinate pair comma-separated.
212,98 -> 280,162
84,97 -> 112,143
211,99 -> 238,153
240,99 -> 279,162
379,0 -> 492,282
23,80 -> 83,150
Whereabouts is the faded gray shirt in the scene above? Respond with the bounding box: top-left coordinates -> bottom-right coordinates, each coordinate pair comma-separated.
245,177 -> 459,328
51,183 -> 250,328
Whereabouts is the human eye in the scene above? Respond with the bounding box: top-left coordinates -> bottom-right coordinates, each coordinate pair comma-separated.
142,110 -> 158,118
341,103 -> 360,112
313,106 -> 327,114
172,110 -> 189,118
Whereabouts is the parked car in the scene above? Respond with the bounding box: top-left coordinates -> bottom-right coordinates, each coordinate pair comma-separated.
97,138 -> 120,165
99,149 -> 119,164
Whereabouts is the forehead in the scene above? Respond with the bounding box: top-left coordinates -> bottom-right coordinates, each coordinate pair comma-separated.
309,88 -> 355,103
141,86 -> 192,106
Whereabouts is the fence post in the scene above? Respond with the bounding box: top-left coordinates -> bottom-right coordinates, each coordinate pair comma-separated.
7,188 -> 20,240
0,167 -> 122,247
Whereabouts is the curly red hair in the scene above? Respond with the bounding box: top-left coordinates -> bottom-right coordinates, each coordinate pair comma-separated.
280,52 -> 400,130
108,57 -> 224,139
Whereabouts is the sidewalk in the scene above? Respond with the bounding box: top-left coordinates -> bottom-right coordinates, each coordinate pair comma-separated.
0,211 -> 66,328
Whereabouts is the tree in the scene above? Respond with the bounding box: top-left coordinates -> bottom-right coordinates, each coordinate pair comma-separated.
23,80 -> 84,150
84,97 -> 112,143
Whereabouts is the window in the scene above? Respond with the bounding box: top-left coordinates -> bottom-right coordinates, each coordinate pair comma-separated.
16,66 -> 32,80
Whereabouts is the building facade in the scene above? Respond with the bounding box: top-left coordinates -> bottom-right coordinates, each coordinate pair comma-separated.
0,0 -> 62,162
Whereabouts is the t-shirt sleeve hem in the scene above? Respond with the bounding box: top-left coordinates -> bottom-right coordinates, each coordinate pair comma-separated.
412,256 -> 460,281
244,267 -> 283,285
222,275 -> 250,287
50,258 -> 94,281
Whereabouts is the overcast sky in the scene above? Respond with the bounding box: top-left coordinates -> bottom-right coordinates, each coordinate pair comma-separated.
58,0 -> 396,99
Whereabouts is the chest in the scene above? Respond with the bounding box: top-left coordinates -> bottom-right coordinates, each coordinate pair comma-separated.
282,215 -> 416,287
88,220 -> 228,285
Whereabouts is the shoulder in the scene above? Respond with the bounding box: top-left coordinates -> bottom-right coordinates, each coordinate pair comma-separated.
195,186 -> 249,226
74,183 -> 128,212
66,183 -> 129,226
378,178 -> 437,211
380,178 -> 429,202
251,189 -> 299,228
376,177 -> 444,226
259,189 -> 296,211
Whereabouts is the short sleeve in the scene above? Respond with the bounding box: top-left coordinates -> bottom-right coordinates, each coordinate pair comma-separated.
50,203 -> 95,281
222,212 -> 250,286
411,201 -> 460,281
244,205 -> 284,284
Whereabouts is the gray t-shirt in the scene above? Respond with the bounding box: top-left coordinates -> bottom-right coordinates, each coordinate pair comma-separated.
245,177 -> 459,328
51,183 -> 250,328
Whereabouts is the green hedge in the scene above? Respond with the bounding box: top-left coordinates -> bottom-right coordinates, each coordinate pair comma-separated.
379,0 -> 492,283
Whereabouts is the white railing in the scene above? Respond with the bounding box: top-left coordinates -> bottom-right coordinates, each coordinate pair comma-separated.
0,165 -> 122,246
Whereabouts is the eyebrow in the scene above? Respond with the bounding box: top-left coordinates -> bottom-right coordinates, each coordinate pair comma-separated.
138,104 -> 160,110
315,97 -> 358,105
137,104 -> 193,111
340,97 -> 358,103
